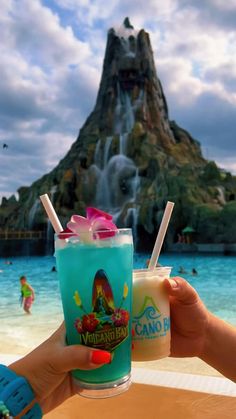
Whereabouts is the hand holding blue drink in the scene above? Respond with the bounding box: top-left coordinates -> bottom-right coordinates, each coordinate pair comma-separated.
40,195 -> 133,399
40,195 -> 175,398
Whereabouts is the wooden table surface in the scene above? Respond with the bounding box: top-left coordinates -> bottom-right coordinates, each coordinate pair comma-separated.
45,383 -> 236,419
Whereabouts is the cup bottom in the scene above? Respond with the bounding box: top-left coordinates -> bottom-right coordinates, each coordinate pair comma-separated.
73,373 -> 131,399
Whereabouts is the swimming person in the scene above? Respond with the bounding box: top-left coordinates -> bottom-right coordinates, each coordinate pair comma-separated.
20,275 -> 35,314
178,266 -> 187,274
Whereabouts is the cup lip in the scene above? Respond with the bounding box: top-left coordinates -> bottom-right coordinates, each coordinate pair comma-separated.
133,267 -> 172,274
54,228 -> 132,238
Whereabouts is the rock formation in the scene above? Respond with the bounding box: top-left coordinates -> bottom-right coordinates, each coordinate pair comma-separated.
1,18 -> 236,251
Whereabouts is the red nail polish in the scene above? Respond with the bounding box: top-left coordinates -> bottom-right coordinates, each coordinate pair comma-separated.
91,350 -> 111,365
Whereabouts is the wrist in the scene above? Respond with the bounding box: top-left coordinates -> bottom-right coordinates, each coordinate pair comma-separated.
200,312 -> 220,362
198,309 -> 212,360
199,312 -> 236,381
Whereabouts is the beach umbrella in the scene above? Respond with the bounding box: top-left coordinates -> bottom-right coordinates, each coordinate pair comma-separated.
182,226 -> 196,234
181,226 -> 196,244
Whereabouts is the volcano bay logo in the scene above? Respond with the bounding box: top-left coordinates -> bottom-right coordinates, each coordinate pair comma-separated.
73,269 -> 129,352
132,296 -> 170,340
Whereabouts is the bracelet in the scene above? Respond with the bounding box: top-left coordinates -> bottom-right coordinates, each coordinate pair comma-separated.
0,400 -> 11,418
0,365 -> 42,418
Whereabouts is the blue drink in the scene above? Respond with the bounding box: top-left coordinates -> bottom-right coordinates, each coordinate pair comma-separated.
55,229 -> 133,398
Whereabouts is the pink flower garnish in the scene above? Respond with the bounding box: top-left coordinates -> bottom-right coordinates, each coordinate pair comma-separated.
66,207 -> 117,241
58,227 -> 76,240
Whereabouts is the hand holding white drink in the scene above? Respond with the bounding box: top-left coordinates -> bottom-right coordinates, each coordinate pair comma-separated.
132,202 -> 174,361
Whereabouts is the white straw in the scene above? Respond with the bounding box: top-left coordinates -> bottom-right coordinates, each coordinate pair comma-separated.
148,201 -> 175,270
40,194 -> 63,233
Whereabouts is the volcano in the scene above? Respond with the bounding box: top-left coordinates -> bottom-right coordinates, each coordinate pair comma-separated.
1,17 -> 236,253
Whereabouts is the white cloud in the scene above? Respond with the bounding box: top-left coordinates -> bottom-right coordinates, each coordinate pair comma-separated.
9,0 -> 91,67
1,0 -> 236,200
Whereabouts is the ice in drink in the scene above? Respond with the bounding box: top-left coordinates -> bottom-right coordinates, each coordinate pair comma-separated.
132,267 -> 171,361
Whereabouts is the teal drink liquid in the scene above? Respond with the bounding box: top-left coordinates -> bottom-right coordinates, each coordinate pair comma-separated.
55,229 -> 133,398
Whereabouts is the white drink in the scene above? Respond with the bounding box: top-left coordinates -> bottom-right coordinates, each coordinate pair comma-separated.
132,267 -> 171,361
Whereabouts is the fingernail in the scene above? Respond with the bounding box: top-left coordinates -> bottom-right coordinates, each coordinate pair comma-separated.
168,278 -> 179,289
91,350 -> 112,365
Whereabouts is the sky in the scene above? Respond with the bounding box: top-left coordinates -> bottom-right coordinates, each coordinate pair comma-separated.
1,0 -> 236,201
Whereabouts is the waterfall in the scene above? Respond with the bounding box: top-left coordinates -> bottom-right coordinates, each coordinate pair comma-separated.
216,186 -> 226,205
94,138 -> 101,166
124,92 -> 135,132
91,30 -> 141,245
28,198 -> 40,229
96,155 -> 138,212
125,206 -> 139,247
119,133 -> 128,155
93,78 -> 140,245
114,84 -> 122,134
104,136 -> 113,167
114,85 -> 135,135
134,88 -> 144,111
126,168 -> 140,246
95,166 -> 112,210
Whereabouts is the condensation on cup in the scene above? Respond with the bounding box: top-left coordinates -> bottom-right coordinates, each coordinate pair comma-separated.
132,267 -> 171,361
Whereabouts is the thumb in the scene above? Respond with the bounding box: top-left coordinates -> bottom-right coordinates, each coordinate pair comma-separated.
54,344 -> 112,373
164,276 -> 199,304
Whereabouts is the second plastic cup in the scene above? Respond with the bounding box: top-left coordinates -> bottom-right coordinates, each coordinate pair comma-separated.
132,267 -> 171,361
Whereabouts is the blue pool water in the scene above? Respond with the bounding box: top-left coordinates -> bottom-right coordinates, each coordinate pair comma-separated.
0,253 -> 236,354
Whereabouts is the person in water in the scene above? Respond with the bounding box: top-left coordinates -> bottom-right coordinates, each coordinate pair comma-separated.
178,266 -> 187,274
20,275 -> 35,314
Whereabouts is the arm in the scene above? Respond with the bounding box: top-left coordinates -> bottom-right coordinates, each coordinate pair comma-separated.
201,313 -> 236,382
8,323 -> 111,414
164,277 -> 236,382
27,284 -> 35,300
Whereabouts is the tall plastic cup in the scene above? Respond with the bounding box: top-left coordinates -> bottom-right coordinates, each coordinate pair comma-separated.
132,267 -> 171,361
55,229 -> 133,398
